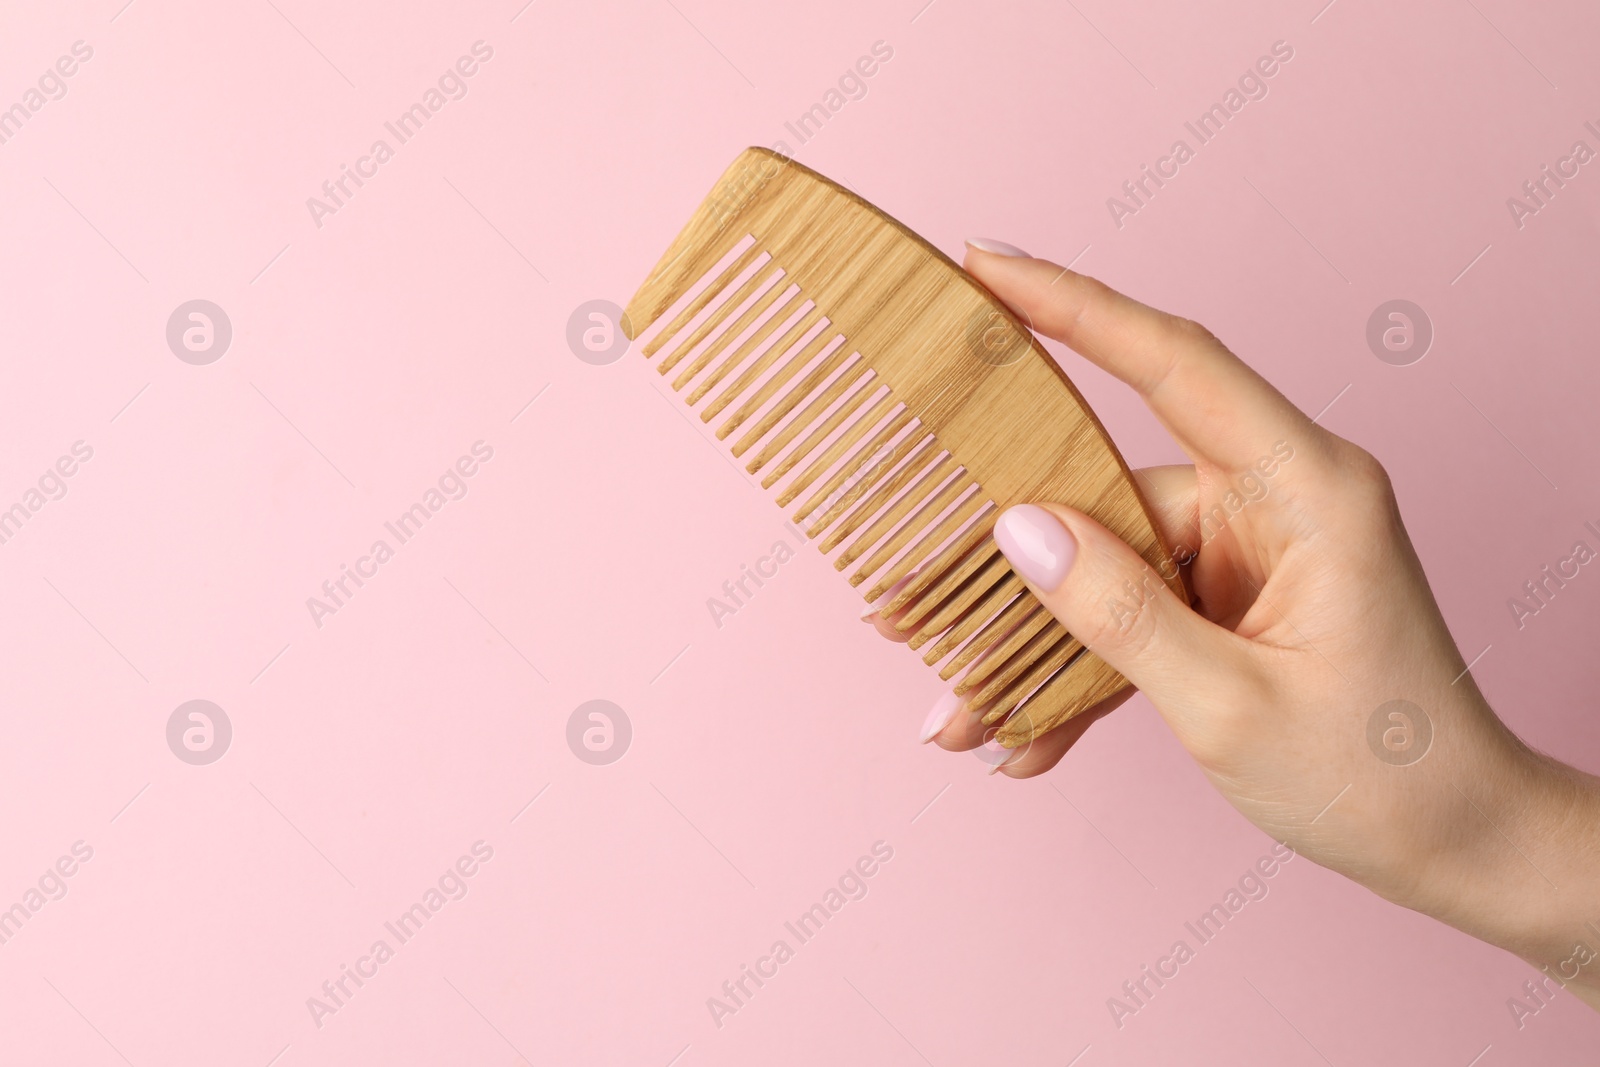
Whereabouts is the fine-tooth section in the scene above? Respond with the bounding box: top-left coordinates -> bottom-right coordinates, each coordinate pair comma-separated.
804,427 -> 928,538
781,400 -> 907,511
835,455 -> 958,573
935,594 -> 1045,677
647,246 -> 765,364
995,653 -> 1128,746
865,501 -> 992,605
670,275 -> 792,389
717,329 -> 846,438
847,468 -> 970,583
690,299 -> 817,409
752,371 -> 876,478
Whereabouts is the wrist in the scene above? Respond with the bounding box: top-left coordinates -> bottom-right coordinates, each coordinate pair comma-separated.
1405,719 -> 1600,992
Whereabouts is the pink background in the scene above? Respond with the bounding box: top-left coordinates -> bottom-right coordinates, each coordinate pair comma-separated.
2,0 -> 1598,1063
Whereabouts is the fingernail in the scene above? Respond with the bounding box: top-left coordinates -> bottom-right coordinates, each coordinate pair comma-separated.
860,604 -> 880,622
920,692 -> 962,743
966,238 -> 1031,258
994,504 -> 1077,591
980,737 -> 1022,775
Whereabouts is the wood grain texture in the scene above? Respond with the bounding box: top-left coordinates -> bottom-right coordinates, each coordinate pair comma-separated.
624,148 -> 1186,746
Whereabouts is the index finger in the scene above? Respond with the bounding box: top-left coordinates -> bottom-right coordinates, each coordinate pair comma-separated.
964,247 -> 1320,472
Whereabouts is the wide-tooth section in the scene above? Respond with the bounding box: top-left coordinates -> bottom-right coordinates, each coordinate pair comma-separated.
889,540 -> 999,630
657,264 -> 774,377
835,456 -> 958,573
963,626 -> 1077,708
976,635 -> 1084,725
670,276 -> 793,389
718,331 -> 847,439
643,244 -> 763,359
754,374 -> 878,479
846,469 -> 969,582
935,595 -> 1046,677
959,610 -> 1059,689
815,438 -> 940,552
901,557 -> 1014,642
697,310 -> 825,419
864,499 -> 992,604
995,653 -> 1127,746
743,361 -> 870,469
804,428 -> 929,538
688,299 -> 816,407
913,570 -> 1022,659
776,393 -> 899,508
787,406 -> 912,516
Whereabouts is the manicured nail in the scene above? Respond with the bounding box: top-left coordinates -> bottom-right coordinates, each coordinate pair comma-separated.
980,737 -> 1022,775
994,505 -> 1077,591
966,238 -> 1031,258
862,572 -> 917,622
921,692 -> 962,743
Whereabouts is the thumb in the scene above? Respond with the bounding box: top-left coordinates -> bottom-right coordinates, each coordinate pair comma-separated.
992,503 -> 1244,715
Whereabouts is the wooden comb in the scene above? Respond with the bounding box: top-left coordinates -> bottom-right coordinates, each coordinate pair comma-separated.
623,148 -> 1186,748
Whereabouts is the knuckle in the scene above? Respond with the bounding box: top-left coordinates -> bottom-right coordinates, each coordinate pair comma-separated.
1169,315 -> 1219,346
1338,444 -> 1397,505
1077,565 -> 1166,658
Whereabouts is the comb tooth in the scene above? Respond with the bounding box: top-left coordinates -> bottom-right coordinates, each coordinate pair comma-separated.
804,427 -> 927,538
795,411 -> 915,526
955,606 -> 1057,686
719,333 -> 850,442
779,400 -> 906,511
847,468 -> 969,584
834,455 -> 957,572
899,556 -> 1014,641
909,568 -> 1021,654
934,595 -> 1046,676
712,325 -> 839,433
670,275 -> 792,390
963,625 -> 1078,708
978,640 -> 1086,728
816,438 -> 940,553
646,246 -> 764,361
688,298 -> 814,407
996,653 -> 1129,746
745,362 -> 870,470
698,308 -> 825,419
656,259 -> 773,376
755,374 -> 877,482
864,499 -> 992,604
887,535 -> 998,621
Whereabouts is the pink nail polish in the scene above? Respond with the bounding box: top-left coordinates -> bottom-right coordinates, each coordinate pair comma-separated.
966,238 -> 1031,258
920,692 -> 962,743
994,505 -> 1077,591
979,737 -> 1021,774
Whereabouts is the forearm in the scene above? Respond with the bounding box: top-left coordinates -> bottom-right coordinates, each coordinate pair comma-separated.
1407,723 -> 1600,1005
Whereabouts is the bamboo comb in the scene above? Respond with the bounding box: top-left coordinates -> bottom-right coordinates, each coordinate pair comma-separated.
623,148 -> 1186,748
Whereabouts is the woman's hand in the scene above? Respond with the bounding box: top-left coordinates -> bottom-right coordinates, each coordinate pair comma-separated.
872,241 -> 1600,1006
